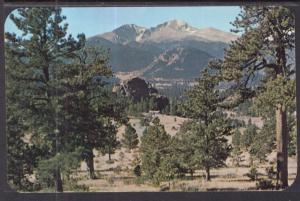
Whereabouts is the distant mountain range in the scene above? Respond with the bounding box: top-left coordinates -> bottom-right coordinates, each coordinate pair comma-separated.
86,19 -> 238,81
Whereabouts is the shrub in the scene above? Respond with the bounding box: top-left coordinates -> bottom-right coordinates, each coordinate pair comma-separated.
140,118 -> 150,127
265,166 -> 276,179
246,166 -> 258,181
10,178 -> 41,192
133,165 -> 142,177
256,179 -> 275,190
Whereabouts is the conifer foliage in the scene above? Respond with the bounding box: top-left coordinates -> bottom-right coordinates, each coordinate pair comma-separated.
5,8 -> 86,192
122,123 -> 139,151
140,117 -> 172,182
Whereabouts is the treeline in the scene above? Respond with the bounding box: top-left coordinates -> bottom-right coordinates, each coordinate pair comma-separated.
126,97 -> 181,116
157,82 -> 192,99
126,97 -> 162,116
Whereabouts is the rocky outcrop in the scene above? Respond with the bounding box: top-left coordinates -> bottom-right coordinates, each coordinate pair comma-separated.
114,77 -> 169,111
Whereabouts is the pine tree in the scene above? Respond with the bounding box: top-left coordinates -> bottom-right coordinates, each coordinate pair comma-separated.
170,98 -> 178,116
249,119 -> 275,163
232,129 -> 243,167
241,121 -> 258,151
140,117 -> 171,181
149,97 -> 157,111
5,8 -> 85,192
122,123 -> 139,151
63,47 -> 127,179
36,148 -> 82,189
100,119 -> 120,161
210,6 -> 295,188
5,40 -> 38,191
154,152 -> 178,188
181,69 -> 232,181
175,121 -> 198,178
6,97 -> 40,190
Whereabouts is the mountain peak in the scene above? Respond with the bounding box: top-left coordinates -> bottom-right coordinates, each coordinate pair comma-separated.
158,19 -> 190,30
115,24 -> 146,32
99,23 -> 147,44
167,19 -> 188,26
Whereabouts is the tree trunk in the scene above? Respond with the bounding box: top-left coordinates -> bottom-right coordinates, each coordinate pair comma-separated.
108,150 -> 111,161
276,105 -> 288,189
274,44 -> 289,189
86,150 -> 96,179
205,167 -> 211,181
54,168 -> 63,192
54,130 -> 63,192
190,169 -> 194,179
249,156 -> 253,166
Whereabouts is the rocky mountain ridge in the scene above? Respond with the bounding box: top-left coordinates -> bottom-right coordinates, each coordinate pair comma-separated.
87,19 -> 238,80
95,19 -> 237,44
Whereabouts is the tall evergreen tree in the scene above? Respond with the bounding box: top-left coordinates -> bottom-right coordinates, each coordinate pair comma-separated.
63,47 -> 127,179
175,121 -> 199,178
5,8 -> 85,192
232,129 -> 243,167
181,69 -> 232,181
100,119 -> 121,161
241,121 -> 258,151
140,117 -> 171,181
5,40 -> 39,191
122,123 -> 139,151
210,6 -> 295,188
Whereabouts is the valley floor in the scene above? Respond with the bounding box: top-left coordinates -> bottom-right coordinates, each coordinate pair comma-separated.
70,114 -> 297,192
75,158 -> 297,192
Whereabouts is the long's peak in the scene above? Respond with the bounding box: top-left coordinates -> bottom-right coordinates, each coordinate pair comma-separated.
116,24 -> 146,30
167,19 -> 188,25
158,19 -> 190,29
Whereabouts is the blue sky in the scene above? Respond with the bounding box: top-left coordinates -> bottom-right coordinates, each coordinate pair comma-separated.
5,7 -> 241,38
